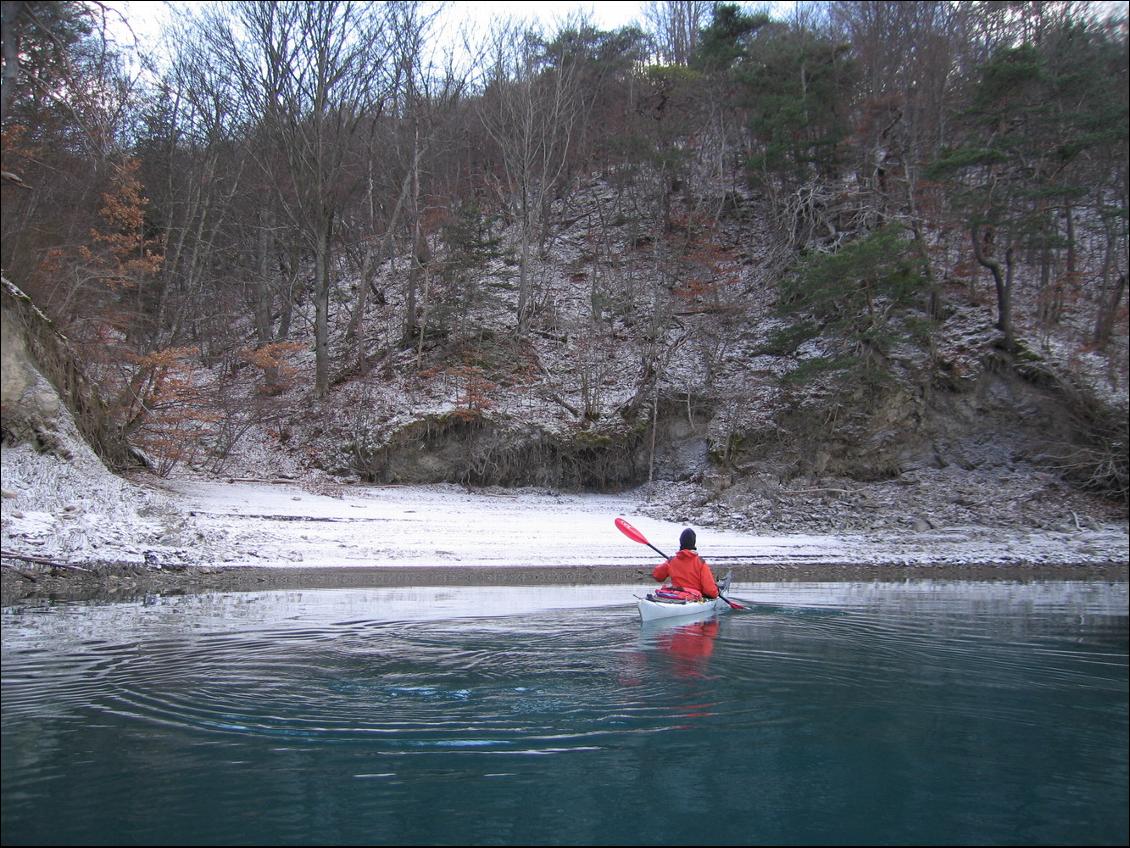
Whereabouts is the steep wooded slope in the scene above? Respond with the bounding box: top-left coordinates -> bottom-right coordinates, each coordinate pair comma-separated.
158,171 -> 1128,534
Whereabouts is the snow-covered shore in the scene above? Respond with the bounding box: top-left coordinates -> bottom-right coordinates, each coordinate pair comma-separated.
2,442 -> 1127,577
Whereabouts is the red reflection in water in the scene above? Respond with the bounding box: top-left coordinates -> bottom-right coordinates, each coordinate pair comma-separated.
658,618 -> 718,661
658,618 -> 719,686
616,617 -> 721,689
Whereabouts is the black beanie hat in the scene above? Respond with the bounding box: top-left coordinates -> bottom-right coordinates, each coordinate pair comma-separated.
679,528 -> 696,550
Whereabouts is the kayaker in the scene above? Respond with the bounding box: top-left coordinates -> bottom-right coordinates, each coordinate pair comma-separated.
650,528 -> 719,599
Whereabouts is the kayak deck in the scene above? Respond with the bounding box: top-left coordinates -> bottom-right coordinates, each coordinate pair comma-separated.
636,571 -> 733,623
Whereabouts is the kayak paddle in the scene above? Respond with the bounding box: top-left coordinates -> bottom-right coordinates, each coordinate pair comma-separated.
614,517 -> 747,610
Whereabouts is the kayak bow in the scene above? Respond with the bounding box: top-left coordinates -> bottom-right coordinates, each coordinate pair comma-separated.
636,571 -> 734,623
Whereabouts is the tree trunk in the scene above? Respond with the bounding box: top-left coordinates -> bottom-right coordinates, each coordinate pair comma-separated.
1094,272 -> 1126,349
277,241 -> 301,342
346,161 -> 415,345
1061,203 -> 1077,320
314,212 -> 333,398
971,224 -> 1014,350
254,209 -> 280,386
403,126 -> 424,347
902,155 -> 943,320
0,1 -> 26,126
517,214 -> 532,332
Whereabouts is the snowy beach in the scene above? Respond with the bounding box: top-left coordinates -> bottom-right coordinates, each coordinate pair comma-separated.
2,442 -> 1127,603
111,477 -> 1130,569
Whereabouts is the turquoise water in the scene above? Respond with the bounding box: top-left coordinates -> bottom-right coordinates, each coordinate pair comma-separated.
2,581 -> 1127,846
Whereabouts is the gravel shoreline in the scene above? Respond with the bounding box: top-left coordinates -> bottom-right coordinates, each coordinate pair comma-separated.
5,455 -> 1127,606
3,559 -> 1127,605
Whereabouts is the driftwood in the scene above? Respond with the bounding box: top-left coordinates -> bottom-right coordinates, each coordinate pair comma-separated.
0,550 -> 92,572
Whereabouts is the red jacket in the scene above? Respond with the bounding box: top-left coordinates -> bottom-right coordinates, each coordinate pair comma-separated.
652,549 -> 719,598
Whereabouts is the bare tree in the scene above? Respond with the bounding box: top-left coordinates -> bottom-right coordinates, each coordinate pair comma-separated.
642,0 -> 711,65
829,0 -> 960,316
208,0 -> 394,397
143,22 -> 253,351
478,21 -> 582,334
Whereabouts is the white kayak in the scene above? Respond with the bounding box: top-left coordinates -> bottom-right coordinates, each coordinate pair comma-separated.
637,572 -> 733,623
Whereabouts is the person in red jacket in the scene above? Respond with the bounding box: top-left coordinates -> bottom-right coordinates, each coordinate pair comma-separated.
651,528 -> 719,598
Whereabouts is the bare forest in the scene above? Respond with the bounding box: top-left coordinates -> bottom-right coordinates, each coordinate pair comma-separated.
2,0 -> 1128,530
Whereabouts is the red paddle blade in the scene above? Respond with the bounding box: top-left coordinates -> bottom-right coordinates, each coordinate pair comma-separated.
614,516 -> 649,545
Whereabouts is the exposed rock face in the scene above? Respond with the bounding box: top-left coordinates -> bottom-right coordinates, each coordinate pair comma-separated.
1,278 -> 210,571
322,338 -> 1124,504
2,278 -> 76,459
346,412 -> 649,489
1,277 -> 138,470
336,393 -> 720,490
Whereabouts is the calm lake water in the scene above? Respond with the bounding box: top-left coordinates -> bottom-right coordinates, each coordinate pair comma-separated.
2,580 -> 1127,846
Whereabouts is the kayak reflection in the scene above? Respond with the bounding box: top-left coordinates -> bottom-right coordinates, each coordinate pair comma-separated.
659,618 -> 718,661
642,617 -> 720,679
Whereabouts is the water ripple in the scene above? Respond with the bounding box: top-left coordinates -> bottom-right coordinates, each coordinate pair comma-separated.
2,582 -> 1126,847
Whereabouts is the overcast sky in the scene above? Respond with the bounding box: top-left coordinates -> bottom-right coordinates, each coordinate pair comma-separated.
446,1 -> 647,29
106,1 -> 653,47
102,0 -> 1130,70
